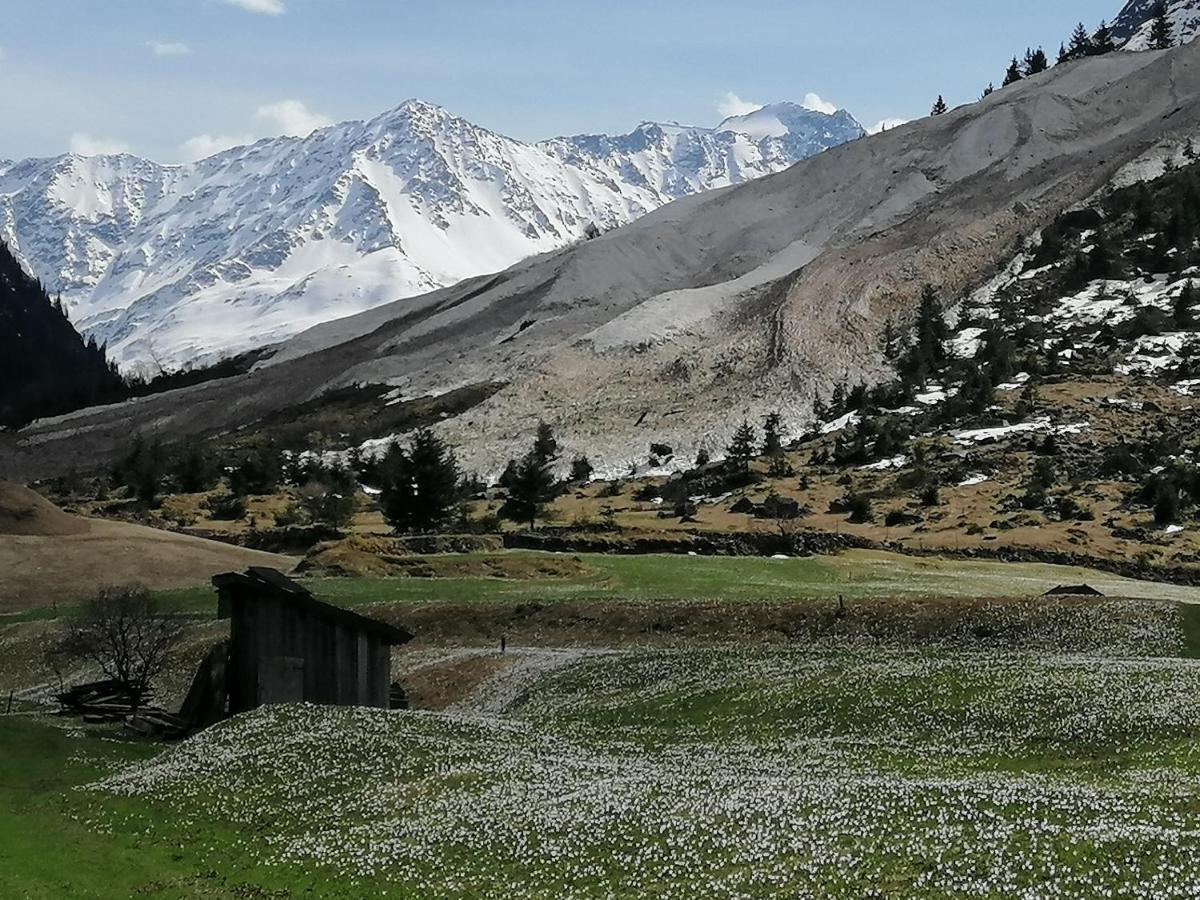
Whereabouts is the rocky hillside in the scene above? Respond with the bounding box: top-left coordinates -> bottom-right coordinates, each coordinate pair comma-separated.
4,41 -> 1200,484
0,100 -> 862,373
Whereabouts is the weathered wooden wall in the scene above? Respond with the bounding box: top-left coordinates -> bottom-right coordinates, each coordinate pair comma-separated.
223,587 -> 393,714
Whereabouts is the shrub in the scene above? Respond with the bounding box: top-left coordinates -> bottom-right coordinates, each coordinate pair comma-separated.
273,502 -> 304,527
831,491 -> 873,523
1055,496 -> 1095,522
205,493 -> 247,521
569,456 -> 595,483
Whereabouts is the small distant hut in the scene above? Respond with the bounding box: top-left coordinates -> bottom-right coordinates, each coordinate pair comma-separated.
180,568 -> 412,725
1043,584 -> 1106,598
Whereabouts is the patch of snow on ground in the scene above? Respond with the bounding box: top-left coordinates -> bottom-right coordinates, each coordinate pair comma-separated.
915,387 -> 950,406
958,474 -> 990,487
1118,332 -> 1196,376
861,455 -> 909,471
995,373 -> 1031,391
949,327 -> 985,360
952,417 -> 1089,446
820,412 -> 861,435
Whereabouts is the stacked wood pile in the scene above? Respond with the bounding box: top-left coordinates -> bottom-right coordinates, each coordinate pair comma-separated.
55,679 -> 189,738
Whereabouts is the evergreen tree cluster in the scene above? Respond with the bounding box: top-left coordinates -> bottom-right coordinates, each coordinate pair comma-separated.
1104,158 -> 1200,276
0,239 -> 126,427
996,14 -> 1139,100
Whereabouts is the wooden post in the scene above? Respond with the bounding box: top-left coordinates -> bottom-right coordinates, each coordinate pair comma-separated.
5,690 -> 13,714
500,635 -> 507,655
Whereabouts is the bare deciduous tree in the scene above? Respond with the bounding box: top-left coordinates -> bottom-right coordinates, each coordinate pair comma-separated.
51,585 -> 184,714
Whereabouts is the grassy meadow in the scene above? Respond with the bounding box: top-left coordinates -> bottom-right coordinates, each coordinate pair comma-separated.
5,551 -> 1200,896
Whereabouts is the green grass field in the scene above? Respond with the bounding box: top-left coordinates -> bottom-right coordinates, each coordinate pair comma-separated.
7,549 -> 1195,625
6,551 -> 1200,897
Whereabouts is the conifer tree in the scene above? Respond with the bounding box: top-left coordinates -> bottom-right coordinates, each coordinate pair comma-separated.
1024,47 -> 1049,74
930,95 -> 948,116
1003,58 -> 1023,86
900,285 -> 948,385
811,392 -> 829,425
1092,20 -> 1116,55
1089,225 -> 1114,279
762,412 -> 784,457
1068,22 -> 1093,59
118,434 -> 167,506
379,429 -> 460,533
1177,281 -> 1198,328
882,318 -> 900,359
531,421 -> 558,467
831,381 -> 848,415
726,421 -> 758,471
1150,2 -> 1175,49
171,442 -> 219,493
502,451 -> 557,528
1057,43 -> 1070,65
982,83 -> 995,98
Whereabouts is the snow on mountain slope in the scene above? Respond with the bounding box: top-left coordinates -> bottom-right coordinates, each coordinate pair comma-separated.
1115,0 -> 1200,49
0,100 -> 863,374
13,42 -> 1198,486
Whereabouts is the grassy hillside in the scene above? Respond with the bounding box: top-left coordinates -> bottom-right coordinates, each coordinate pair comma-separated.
4,549 -> 1200,897
9,621 -> 1200,897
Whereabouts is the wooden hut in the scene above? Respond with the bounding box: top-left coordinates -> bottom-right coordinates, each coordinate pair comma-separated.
211,567 -> 412,714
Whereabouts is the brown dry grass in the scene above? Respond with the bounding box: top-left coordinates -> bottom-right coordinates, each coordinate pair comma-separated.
300,535 -> 597,580
0,485 -> 295,612
398,653 -> 515,710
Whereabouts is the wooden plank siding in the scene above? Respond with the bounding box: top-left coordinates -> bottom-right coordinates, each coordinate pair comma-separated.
213,568 -> 412,716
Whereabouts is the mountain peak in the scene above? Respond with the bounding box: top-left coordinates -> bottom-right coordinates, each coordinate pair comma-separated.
365,98 -> 456,130
716,101 -> 862,140
0,95 -> 865,371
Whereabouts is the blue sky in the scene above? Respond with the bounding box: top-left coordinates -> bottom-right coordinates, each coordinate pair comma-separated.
1,0 -> 1114,162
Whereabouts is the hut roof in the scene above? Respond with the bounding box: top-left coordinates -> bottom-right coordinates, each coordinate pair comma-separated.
1042,584 -> 1106,597
213,568 -> 413,645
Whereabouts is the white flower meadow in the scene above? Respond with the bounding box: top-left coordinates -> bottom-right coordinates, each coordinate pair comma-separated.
86,602 -> 1200,899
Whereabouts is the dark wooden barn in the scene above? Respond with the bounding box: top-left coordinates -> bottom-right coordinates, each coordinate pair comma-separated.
210,567 -> 412,715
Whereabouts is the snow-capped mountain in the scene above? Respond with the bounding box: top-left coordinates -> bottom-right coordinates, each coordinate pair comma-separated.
1114,0 -> 1200,49
0,99 -> 863,373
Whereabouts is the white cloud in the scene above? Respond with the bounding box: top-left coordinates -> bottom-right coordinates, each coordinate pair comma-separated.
255,99 -> 333,137
801,92 -> 839,115
717,92 -> 763,119
178,133 -> 254,162
222,0 -> 286,14
69,133 -> 130,156
868,118 -> 909,135
147,41 -> 191,57
178,98 -> 331,161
